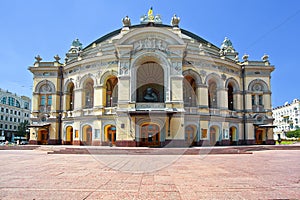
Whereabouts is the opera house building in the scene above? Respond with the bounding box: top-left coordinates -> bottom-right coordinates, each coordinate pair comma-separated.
28,9 -> 275,147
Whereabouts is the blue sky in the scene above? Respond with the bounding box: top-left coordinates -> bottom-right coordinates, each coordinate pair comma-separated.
0,0 -> 299,107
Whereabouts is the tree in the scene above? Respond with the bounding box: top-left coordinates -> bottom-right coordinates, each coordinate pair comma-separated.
286,129 -> 300,138
17,120 -> 30,137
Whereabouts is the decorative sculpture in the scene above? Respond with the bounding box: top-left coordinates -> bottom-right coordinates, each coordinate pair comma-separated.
144,88 -> 158,102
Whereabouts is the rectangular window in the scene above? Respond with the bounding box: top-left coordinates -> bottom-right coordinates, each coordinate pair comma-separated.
94,129 -> 100,139
252,95 -> 256,106
40,95 -> 46,106
75,130 -> 79,138
0,124 -> 2,128
258,95 -> 263,105
47,96 -> 52,106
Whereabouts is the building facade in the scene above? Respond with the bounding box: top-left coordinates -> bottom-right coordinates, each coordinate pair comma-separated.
28,10 -> 275,146
272,99 -> 300,140
0,89 -> 31,142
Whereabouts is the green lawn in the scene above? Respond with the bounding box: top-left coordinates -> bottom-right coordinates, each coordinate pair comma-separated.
276,140 -> 298,145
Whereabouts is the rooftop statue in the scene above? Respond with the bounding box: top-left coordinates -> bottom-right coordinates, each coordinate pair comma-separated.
140,7 -> 162,24
71,38 -> 83,50
221,37 -> 233,50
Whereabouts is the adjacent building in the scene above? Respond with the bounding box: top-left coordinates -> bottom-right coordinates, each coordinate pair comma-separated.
28,9 -> 275,146
0,89 -> 31,142
272,99 -> 300,139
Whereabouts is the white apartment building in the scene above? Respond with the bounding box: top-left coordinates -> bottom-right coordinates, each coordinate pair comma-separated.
272,99 -> 300,139
0,89 -> 31,142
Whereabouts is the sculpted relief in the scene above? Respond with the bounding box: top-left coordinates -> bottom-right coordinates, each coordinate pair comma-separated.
133,38 -> 168,52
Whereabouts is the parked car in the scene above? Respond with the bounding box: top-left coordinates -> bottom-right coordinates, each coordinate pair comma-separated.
20,141 -> 29,145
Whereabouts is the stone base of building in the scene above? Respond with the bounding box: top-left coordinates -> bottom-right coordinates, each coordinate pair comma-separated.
264,140 -> 275,145
116,140 -> 137,147
72,140 -> 81,145
220,140 -> 230,146
29,140 -> 37,145
48,139 -> 61,145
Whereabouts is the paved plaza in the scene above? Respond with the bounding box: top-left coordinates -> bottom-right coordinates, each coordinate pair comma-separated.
0,147 -> 299,199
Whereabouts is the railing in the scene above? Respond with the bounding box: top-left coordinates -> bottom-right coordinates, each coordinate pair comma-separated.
39,105 -> 51,112
136,103 -> 165,110
252,105 -> 265,112
104,107 -> 117,115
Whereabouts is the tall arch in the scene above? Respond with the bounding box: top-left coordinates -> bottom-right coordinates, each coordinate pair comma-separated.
82,124 -> 92,145
65,82 -> 75,111
131,52 -> 170,102
82,78 -> 94,108
183,75 -> 197,107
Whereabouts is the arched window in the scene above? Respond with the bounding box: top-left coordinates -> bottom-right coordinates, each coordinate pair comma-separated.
208,81 -> 218,108
227,84 -> 234,110
66,83 -> 75,111
105,77 -> 118,107
183,76 -> 197,107
38,83 -> 54,113
83,80 -> 94,108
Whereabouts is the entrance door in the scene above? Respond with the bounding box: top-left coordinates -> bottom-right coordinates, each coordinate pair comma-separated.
209,127 -> 216,146
140,124 -> 160,147
256,130 -> 263,144
185,126 -> 196,146
106,126 -> 116,145
39,130 -> 48,145
82,126 -> 92,145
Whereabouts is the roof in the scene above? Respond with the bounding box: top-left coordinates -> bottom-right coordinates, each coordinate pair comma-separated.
84,24 -> 219,50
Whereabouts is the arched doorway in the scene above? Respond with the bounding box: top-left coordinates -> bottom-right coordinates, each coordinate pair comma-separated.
229,126 -> 237,145
65,126 -> 73,145
185,125 -> 196,146
140,123 -> 160,147
38,129 -> 48,145
105,125 -> 116,145
82,125 -> 92,145
209,126 -> 219,146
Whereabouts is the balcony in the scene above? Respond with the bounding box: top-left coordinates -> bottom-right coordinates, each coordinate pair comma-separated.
104,107 -> 117,115
136,103 -> 165,110
252,105 -> 265,112
39,105 -> 51,113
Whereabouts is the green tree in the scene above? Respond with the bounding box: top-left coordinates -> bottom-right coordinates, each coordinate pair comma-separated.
17,120 -> 30,137
286,129 -> 300,138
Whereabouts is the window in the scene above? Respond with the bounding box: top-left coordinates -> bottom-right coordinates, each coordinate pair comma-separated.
14,111 -> 17,115
1,97 -> 6,104
227,84 -> 234,110
8,97 -> 15,106
252,95 -> 256,106
24,102 -> 29,109
258,95 -> 263,106
16,100 -> 20,108
6,109 -> 8,113
9,125 -> 12,130
208,81 -> 218,108
0,124 -> 2,129
1,108 -> 3,112
39,95 -> 52,112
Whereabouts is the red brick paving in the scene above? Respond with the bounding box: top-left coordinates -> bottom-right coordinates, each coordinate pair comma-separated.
0,149 -> 299,199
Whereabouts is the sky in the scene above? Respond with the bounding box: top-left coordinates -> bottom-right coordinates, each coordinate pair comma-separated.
0,0 -> 299,108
